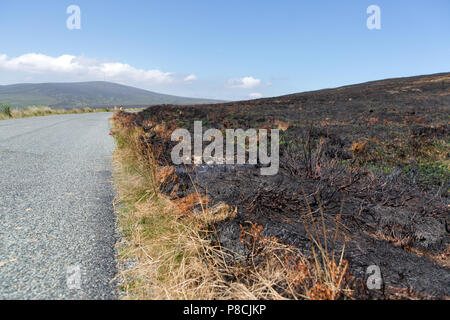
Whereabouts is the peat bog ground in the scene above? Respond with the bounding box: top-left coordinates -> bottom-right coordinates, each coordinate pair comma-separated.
113,73 -> 449,299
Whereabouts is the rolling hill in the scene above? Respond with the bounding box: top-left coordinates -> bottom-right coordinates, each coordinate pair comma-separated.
0,81 -> 223,109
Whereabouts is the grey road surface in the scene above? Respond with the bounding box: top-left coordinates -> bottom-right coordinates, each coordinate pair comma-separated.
0,113 -> 117,299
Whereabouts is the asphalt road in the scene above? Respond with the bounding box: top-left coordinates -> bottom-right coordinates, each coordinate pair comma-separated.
0,113 -> 117,299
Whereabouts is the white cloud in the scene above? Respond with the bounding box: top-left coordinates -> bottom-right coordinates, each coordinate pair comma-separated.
92,62 -> 173,83
184,74 -> 197,81
0,53 -> 176,84
0,53 -> 83,73
249,92 -> 263,99
227,76 -> 261,89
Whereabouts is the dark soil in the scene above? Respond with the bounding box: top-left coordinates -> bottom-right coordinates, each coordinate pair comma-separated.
118,72 -> 449,299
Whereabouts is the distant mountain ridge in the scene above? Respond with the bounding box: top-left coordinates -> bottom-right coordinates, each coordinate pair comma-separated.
0,81 -> 223,109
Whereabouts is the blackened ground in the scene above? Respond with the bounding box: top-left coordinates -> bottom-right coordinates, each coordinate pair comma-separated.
120,72 -> 449,299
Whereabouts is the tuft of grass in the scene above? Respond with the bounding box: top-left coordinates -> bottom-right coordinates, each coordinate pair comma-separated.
350,140 -> 368,157
1,103 -> 12,118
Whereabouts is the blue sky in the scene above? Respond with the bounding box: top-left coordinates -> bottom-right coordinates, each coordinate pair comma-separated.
0,0 -> 449,100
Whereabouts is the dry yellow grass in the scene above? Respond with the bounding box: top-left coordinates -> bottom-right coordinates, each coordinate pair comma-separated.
0,106 -> 109,120
350,140 -> 368,155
